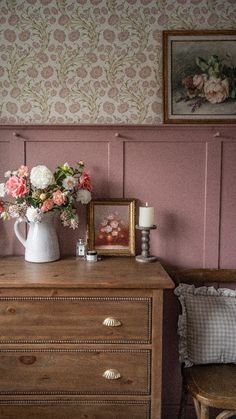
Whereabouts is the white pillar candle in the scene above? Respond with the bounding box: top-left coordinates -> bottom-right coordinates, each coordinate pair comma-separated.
139,202 -> 155,227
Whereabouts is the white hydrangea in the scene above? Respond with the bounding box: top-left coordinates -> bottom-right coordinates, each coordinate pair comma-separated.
4,171 -> 11,178
62,176 -> 77,190
0,183 -> 5,197
76,189 -> 91,204
26,206 -> 42,223
30,165 -> 55,189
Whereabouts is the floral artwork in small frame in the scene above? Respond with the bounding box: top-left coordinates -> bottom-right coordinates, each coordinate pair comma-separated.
87,199 -> 136,256
163,30 -> 236,124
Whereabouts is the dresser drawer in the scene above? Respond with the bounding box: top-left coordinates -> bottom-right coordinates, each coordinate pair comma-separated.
0,349 -> 151,395
0,296 -> 151,344
0,400 -> 150,419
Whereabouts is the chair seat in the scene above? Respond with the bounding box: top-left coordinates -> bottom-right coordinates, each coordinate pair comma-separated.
184,364 -> 236,410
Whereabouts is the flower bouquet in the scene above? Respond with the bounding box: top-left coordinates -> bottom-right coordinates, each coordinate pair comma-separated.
0,161 -> 92,229
95,211 -> 129,247
179,54 -> 236,112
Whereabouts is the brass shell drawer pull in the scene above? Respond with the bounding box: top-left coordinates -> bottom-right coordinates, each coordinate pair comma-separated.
102,369 -> 121,380
102,317 -> 122,327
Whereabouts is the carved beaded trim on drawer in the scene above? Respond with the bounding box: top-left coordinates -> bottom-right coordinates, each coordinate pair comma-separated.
0,349 -> 151,396
0,400 -> 150,407
0,297 -> 150,301
0,296 -> 152,345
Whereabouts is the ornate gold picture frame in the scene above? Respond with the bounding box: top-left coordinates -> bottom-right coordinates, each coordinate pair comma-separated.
87,199 -> 136,256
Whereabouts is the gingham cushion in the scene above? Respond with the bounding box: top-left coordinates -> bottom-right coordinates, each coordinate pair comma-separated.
174,284 -> 236,367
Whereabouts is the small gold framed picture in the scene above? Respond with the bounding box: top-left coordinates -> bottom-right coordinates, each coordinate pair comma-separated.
87,198 -> 136,256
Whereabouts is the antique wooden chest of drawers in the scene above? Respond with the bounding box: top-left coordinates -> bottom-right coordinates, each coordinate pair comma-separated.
0,256 -> 173,419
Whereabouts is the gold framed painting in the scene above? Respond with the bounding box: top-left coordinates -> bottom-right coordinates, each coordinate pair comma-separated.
87,199 -> 136,256
163,30 -> 236,124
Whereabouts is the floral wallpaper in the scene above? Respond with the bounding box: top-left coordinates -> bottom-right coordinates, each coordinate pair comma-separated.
0,0 -> 235,125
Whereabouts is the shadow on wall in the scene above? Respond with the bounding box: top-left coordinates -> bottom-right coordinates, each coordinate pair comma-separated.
157,211 -> 190,266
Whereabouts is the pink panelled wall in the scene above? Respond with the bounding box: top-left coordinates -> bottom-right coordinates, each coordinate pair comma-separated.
1,125 -> 235,268
0,124 -> 236,418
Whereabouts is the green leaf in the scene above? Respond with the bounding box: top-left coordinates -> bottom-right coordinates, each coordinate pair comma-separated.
208,67 -> 217,78
208,55 -> 219,66
214,62 -> 220,75
196,57 -> 209,71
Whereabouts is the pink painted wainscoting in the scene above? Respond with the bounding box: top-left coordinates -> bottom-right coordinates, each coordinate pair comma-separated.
0,124 -> 236,418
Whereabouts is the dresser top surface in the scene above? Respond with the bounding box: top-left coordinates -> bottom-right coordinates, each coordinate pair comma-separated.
0,256 -> 174,289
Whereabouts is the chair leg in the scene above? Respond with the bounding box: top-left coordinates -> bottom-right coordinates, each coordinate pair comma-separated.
200,404 -> 209,419
193,398 -> 201,419
216,411 -> 236,419
193,398 -> 209,419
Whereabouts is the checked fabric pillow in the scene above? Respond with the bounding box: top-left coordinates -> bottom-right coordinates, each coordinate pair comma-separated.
174,283 -> 236,367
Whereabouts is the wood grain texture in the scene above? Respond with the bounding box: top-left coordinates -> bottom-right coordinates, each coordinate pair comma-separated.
0,297 -> 151,344
0,256 -> 173,418
0,256 -> 174,289
0,401 -> 150,419
0,349 -> 150,395
170,268 -> 236,285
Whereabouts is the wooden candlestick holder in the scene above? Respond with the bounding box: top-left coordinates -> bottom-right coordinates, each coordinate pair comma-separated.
135,225 -> 157,263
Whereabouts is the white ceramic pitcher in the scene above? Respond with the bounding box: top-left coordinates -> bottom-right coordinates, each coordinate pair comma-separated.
14,212 -> 60,263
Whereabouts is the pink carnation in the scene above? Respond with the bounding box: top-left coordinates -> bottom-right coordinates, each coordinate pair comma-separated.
18,165 -> 29,177
5,176 -> 28,198
41,198 -> 54,212
53,189 -> 66,206
79,172 -> 92,192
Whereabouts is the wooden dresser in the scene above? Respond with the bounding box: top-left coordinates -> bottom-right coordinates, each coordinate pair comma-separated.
0,256 -> 173,419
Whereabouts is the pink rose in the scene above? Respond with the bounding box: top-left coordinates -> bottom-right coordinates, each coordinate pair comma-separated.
79,172 -> 92,192
53,190 -> 66,206
5,176 -> 28,198
182,75 -> 198,98
193,74 -> 207,91
18,165 -> 29,177
204,78 -> 229,104
182,75 -> 194,89
41,199 -> 54,212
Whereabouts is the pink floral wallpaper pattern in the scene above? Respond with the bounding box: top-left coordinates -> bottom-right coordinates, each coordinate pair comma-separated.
0,0 -> 235,125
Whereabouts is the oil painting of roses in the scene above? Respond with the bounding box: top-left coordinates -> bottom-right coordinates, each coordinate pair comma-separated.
87,199 -> 136,256
163,30 -> 236,123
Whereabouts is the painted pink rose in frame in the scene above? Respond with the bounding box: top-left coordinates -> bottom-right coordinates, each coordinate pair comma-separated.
175,52 -> 236,114
166,32 -> 236,122
204,78 -> 229,104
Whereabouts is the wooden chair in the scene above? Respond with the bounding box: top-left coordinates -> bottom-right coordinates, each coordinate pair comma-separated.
179,364 -> 236,419
170,268 -> 236,419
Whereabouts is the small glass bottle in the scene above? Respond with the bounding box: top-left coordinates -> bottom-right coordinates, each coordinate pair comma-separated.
76,238 -> 87,258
